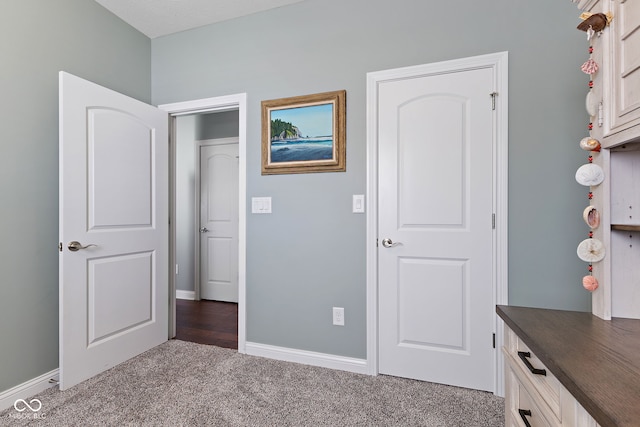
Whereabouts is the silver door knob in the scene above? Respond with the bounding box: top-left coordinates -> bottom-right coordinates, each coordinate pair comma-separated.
381,238 -> 401,248
67,241 -> 97,252
199,227 -> 209,233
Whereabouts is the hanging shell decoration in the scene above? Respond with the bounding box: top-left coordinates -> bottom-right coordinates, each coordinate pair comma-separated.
575,163 -> 605,187
579,136 -> 601,152
577,238 -> 606,263
581,58 -> 599,75
577,12 -> 610,33
583,205 -> 601,229
586,91 -> 599,117
582,275 -> 599,292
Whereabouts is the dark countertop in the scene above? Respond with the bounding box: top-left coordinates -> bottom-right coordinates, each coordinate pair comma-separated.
497,305 -> 640,427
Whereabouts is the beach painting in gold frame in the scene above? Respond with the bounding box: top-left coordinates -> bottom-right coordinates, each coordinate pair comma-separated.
261,90 -> 346,175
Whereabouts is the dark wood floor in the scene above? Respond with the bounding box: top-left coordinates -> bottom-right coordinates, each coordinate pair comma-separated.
175,299 -> 238,349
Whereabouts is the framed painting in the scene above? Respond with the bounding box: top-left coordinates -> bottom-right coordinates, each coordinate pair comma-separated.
261,90 -> 346,175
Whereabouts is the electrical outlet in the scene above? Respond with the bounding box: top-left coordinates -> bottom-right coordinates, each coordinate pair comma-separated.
333,307 -> 345,326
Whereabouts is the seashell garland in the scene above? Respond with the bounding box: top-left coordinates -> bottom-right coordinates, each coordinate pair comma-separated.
577,238 -> 605,263
575,163 -> 605,187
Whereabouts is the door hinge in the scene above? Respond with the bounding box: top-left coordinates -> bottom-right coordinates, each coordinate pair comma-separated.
490,92 -> 498,110
492,213 -> 496,229
493,333 -> 496,349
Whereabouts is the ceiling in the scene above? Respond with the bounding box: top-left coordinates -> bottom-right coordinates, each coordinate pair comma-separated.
94,0 -> 307,39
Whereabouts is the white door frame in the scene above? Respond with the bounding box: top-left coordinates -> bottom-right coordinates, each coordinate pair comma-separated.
159,94 -> 247,354
194,137 -> 240,301
365,52 -> 509,395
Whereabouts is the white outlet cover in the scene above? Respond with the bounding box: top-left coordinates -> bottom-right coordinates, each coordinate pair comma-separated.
333,307 -> 345,326
252,197 -> 272,214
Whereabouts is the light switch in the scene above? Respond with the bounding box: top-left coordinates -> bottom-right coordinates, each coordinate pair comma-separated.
252,197 -> 272,214
353,195 -> 365,213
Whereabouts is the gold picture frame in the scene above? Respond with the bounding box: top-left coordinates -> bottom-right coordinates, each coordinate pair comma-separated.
261,90 -> 346,175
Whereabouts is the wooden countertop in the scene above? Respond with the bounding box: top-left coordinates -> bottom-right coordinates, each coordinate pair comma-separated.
496,305 -> 640,427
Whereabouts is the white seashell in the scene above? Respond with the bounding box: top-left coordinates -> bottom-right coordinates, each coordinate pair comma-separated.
575,163 -> 605,187
577,238 -> 605,263
579,137 -> 601,152
583,205 -> 600,229
586,91 -> 598,117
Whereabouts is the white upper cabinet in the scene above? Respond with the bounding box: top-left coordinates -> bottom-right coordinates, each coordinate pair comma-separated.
603,0 -> 640,145
575,0 -> 640,320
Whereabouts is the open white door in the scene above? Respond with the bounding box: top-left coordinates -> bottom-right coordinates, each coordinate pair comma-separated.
59,72 -> 169,390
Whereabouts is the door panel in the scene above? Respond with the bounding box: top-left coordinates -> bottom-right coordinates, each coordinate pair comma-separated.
88,108 -> 153,227
399,96 -> 465,227
200,143 -> 239,302
398,258 -> 467,350
88,252 -> 154,345
59,71 -> 168,390
378,66 -> 495,391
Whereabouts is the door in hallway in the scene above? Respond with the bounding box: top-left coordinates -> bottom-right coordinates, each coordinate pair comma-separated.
199,142 -> 239,302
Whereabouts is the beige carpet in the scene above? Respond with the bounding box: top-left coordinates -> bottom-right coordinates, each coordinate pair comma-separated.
0,340 -> 504,426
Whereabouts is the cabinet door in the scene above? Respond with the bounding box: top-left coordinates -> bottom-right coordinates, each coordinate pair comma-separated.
605,0 -> 640,141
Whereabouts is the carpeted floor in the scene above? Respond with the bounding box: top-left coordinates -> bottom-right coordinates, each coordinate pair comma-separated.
1,340 -> 504,426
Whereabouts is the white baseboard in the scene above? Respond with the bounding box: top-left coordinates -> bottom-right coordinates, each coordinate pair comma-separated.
245,342 -> 369,375
0,369 -> 59,412
175,290 -> 195,300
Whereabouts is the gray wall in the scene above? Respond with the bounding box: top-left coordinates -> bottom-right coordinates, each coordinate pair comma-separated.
0,0 -> 593,395
152,0 -> 592,359
0,0 -> 150,392
175,111 -> 240,293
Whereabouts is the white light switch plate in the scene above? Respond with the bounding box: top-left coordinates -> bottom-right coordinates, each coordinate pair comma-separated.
252,197 -> 272,214
352,195 -> 365,213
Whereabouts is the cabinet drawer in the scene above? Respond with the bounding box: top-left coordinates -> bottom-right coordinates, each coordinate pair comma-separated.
504,328 -> 563,420
506,365 -> 558,427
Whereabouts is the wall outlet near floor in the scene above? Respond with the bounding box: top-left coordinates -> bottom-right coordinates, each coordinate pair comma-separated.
333,307 -> 345,326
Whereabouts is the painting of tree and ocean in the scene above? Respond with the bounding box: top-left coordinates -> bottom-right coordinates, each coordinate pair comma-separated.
270,103 -> 334,163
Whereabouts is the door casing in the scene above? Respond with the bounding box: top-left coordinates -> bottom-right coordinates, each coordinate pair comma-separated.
159,94 -> 247,353
365,52 -> 509,396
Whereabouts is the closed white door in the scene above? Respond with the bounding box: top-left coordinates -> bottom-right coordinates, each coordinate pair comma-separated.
377,66 -> 495,391
199,143 -> 239,302
59,72 -> 168,390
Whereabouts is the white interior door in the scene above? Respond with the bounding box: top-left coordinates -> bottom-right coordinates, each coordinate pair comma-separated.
199,142 -> 239,302
59,71 -> 169,390
377,65 -> 496,391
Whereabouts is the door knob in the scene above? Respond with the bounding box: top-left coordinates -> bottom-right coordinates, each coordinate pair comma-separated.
67,241 -> 97,252
381,238 -> 401,248
199,227 -> 209,233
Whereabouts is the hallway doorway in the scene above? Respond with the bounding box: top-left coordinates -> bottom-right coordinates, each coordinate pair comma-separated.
159,94 -> 247,352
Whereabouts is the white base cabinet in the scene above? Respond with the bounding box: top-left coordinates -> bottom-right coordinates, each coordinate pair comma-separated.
503,326 -> 600,427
